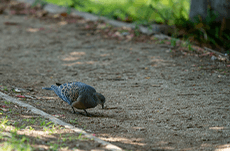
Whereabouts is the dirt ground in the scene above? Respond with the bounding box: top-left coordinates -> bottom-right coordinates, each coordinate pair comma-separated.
0,4 -> 230,151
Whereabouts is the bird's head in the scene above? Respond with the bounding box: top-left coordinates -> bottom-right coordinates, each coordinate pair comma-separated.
96,93 -> 106,109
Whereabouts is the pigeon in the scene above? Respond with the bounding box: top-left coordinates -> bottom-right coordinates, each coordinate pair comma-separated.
42,82 -> 106,116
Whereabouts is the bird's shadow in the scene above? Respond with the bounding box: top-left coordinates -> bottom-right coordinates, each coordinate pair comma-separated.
73,111 -> 114,118
77,107 -> 121,118
60,106 -> 119,118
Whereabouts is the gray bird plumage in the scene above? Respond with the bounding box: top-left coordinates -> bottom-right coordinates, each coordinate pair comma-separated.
42,82 -> 106,116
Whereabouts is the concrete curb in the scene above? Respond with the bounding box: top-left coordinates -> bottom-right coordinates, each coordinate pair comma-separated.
0,92 -> 122,151
17,0 -> 175,35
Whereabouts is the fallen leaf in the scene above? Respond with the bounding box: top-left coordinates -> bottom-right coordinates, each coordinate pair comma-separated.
16,95 -> 25,98
195,23 -> 203,29
58,21 -> 67,26
60,12 -> 68,17
165,41 -> 171,45
27,28 -> 39,33
4,22 -> 19,26
1,108 -> 8,112
152,85 -> 161,87
209,52 -> 214,56
199,53 -> 209,57
39,27 -> 45,31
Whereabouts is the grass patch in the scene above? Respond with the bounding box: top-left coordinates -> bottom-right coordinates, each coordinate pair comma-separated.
0,101 -> 99,150
42,0 -> 190,25
38,0 -> 230,52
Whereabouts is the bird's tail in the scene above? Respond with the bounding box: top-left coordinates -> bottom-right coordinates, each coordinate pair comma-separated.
42,87 -> 52,90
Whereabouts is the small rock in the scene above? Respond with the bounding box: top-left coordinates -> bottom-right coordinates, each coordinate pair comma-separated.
187,124 -> 193,128
96,143 -> 106,147
202,138 -> 210,141
121,32 -> 129,36
26,88 -> 34,91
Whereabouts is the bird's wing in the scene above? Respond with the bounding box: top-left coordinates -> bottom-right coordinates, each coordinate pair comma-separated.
73,82 -> 96,93
51,85 -> 72,105
58,83 -> 81,105
45,82 -> 97,107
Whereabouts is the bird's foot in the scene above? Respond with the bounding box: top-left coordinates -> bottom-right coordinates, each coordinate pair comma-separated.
72,111 -> 83,115
72,109 -> 92,116
73,111 -> 89,116
86,113 -> 92,117
83,109 -> 92,117
71,107 -> 78,114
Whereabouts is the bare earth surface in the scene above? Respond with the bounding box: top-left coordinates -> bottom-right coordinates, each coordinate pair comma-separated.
0,13 -> 230,151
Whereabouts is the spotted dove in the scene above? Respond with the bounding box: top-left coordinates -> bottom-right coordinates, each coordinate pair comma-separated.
42,82 -> 106,116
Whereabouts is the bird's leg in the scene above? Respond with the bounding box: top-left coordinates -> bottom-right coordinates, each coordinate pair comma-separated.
72,107 -> 76,114
83,109 -> 91,117
72,107 -> 86,115
71,107 -> 83,115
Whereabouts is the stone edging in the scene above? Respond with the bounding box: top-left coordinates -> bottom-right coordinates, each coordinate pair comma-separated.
0,91 -> 122,151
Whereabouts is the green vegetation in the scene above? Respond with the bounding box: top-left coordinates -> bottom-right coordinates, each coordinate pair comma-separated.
0,111 -> 90,150
175,7 -> 230,51
69,118 -> 78,124
170,38 -> 177,47
0,117 -> 32,151
39,0 -> 229,51
42,0 -> 190,25
3,86 -> 8,91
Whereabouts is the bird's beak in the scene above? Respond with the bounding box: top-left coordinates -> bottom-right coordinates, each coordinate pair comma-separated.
102,104 -> 104,109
